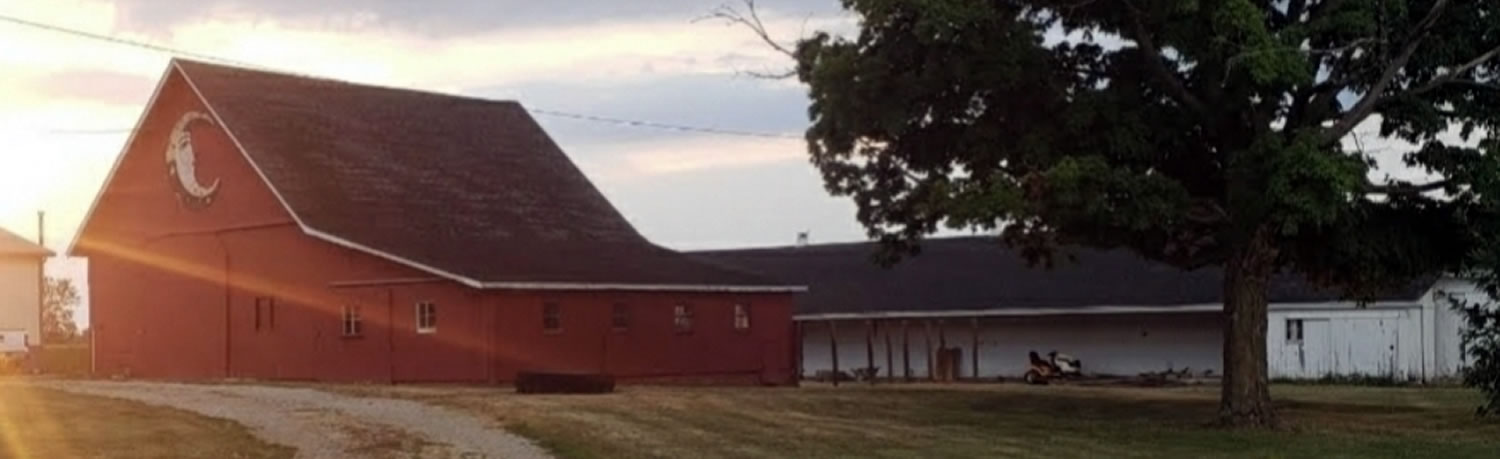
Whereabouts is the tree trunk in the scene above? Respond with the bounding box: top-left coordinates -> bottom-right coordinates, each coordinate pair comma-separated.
1219,230 -> 1278,428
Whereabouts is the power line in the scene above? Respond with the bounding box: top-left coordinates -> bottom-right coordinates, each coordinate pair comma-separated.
527,108 -> 801,139
0,14 -> 263,70
40,128 -> 133,135
0,13 -> 804,141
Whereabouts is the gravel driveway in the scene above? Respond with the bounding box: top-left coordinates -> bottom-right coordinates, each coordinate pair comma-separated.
42,380 -> 551,459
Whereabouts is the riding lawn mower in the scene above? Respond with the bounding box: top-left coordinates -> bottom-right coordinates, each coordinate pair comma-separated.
1023,350 -> 1082,384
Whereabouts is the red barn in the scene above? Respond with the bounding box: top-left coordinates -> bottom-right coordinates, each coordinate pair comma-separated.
72,59 -> 803,385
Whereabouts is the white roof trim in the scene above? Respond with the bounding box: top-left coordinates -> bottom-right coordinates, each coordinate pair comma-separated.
68,65 -> 177,256
175,61 -> 311,231
178,61 -> 487,288
793,300 -> 1421,321
302,227 -> 486,288
171,60 -> 806,293
328,277 -> 446,288
477,281 -> 807,293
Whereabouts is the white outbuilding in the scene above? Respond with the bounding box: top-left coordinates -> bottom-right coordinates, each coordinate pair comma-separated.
0,228 -> 49,353
696,237 -> 1478,382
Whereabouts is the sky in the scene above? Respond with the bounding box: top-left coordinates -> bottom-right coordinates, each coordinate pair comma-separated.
0,1 -> 1462,328
0,0 -> 869,326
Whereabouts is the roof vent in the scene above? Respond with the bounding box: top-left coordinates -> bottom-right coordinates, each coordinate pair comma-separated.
796,231 -> 810,248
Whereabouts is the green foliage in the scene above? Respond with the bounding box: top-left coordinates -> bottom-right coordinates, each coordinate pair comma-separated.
1444,291 -> 1500,417
795,0 -> 1500,292
43,277 -> 79,344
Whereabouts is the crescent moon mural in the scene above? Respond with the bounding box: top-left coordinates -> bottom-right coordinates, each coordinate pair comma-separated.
165,111 -> 221,209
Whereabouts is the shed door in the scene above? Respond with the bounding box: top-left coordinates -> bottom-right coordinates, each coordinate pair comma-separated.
1286,319 -> 1332,378
1329,317 -> 1399,378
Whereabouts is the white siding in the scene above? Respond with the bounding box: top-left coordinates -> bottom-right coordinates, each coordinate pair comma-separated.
1268,309 -> 1413,379
1428,278 -> 1491,379
0,258 -> 41,349
799,313 -> 1221,379
801,286 -> 1480,383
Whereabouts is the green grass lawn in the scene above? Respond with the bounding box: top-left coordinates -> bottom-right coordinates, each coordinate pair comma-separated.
0,382 -> 291,459
344,382 -> 1500,459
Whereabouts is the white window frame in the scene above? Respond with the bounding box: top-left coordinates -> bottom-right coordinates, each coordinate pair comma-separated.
611,303 -> 630,332
342,305 -> 363,337
543,302 -> 562,333
733,303 -> 751,331
415,301 -> 437,334
1285,318 -> 1303,343
674,304 -> 694,334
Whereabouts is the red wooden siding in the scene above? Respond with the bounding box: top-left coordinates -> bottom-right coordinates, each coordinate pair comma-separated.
81,67 -> 795,385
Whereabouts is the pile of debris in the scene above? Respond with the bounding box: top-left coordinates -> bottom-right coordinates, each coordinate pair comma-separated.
1132,367 -> 1217,387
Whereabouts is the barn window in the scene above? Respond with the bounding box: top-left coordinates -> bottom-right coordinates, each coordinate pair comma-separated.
1286,319 -> 1303,343
342,305 -> 362,337
611,303 -> 630,331
733,303 -> 751,331
415,301 -> 437,334
543,302 -> 562,333
254,297 -> 276,332
674,304 -> 694,333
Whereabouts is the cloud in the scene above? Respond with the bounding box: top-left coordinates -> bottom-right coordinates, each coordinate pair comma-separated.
566,134 -> 804,181
31,69 -> 158,106
473,73 -> 809,146
109,0 -> 846,38
583,157 -> 864,250
1343,116 -> 1486,186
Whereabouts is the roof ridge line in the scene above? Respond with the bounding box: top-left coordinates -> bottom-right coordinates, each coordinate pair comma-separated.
170,58 -> 524,108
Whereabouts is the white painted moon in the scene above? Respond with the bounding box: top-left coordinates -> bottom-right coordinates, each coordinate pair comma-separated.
166,111 -> 221,199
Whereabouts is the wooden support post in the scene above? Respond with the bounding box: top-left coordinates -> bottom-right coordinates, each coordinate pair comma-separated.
865,320 -> 875,385
971,317 -> 980,380
901,320 -> 911,382
884,321 -> 894,383
795,321 -> 804,381
829,320 -> 840,387
924,320 -> 934,381
937,320 -> 947,381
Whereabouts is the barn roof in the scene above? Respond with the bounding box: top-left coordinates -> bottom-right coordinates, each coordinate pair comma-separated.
139,59 -> 794,292
692,237 -> 1435,317
0,228 -> 50,257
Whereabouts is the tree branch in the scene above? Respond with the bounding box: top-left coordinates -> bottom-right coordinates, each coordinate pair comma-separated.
698,0 -> 796,58
1225,38 -> 1381,84
698,1 -> 800,79
1322,0 -> 1450,144
1283,0 -> 1309,26
1366,179 -> 1452,195
1122,1 -> 1211,117
1406,45 -> 1500,97
1185,198 -> 1230,224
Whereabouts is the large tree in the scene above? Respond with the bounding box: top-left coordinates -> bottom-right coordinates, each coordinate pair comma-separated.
764,0 -> 1500,426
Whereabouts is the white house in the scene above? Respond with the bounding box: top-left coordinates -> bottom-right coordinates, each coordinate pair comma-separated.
0,228 -> 49,352
696,237 -> 1477,382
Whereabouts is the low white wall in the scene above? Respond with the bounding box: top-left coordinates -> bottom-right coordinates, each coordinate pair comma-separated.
799,312 -> 1222,379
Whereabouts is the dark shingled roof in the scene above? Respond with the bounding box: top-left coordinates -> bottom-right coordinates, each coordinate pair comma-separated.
692,237 -> 1435,315
174,60 -> 784,289
0,228 -> 50,257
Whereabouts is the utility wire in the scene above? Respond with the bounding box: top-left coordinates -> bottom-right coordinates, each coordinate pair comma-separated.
0,14 -> 264,70
527,109 -> 800,139
0,13 -> 804,140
